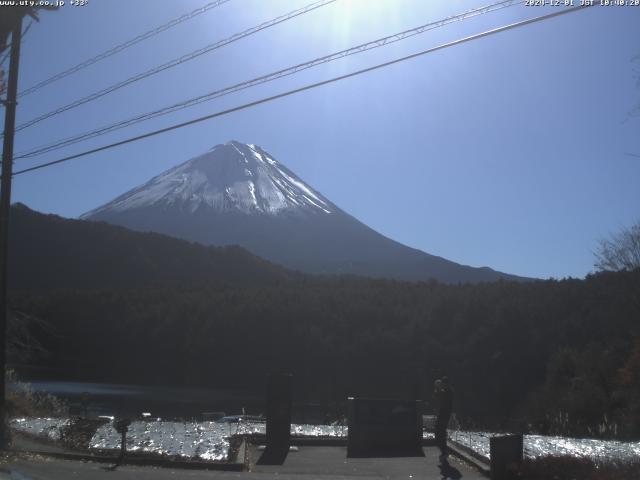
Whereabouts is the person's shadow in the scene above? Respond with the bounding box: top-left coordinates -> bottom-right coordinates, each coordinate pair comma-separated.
438,458 -> 462,480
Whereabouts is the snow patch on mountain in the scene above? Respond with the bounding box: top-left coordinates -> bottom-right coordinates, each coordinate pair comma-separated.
82,141 -> 333,218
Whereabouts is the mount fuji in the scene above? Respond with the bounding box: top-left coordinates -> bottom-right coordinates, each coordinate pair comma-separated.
82,141 -> 523,283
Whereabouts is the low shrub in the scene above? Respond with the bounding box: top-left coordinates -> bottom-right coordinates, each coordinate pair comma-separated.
5,369 -> 67,418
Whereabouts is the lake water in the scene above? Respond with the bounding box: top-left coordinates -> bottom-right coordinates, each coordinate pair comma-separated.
11,417 -> 640,464
10,381 -> 640,464
450,430 -> 640,462
9,417 -> 348,462
9,380 -> 261,419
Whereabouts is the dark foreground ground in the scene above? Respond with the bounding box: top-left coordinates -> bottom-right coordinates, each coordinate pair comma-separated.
1,446 -> 486,479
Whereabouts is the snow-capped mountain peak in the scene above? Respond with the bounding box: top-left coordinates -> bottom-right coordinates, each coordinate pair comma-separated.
83,141 -> 333,218
81,140 -> 527,283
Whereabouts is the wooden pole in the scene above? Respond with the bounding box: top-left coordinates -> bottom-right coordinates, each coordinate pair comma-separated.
0,14 -> 23,449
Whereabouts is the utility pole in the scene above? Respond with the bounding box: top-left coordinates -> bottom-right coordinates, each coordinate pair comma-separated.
0,14 -> 23,449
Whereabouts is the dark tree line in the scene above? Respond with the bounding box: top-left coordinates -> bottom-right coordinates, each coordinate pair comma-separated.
9,269 -> 640,439
7,205 -> 640,438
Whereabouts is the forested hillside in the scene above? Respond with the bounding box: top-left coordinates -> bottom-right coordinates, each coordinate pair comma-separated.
8,203 -> 296,290
10,269 -> 640,439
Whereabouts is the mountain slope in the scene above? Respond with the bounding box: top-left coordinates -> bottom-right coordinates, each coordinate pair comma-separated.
82,141 -> 526,283
8,203 -> 295,291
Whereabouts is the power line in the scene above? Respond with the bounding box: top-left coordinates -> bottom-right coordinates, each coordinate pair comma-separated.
12,4 -> 592,177
15,0 -> 521,160
17,0 -> 233,98
13,0 -> 337,133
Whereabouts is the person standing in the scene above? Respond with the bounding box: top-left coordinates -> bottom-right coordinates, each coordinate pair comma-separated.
434,376 -> 453,459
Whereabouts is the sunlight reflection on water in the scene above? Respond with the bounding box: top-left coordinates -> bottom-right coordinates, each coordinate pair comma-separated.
10,418 -> 70,442
450,431 -> 640,461
90,420 -> 349,461
11,418 -> 640,463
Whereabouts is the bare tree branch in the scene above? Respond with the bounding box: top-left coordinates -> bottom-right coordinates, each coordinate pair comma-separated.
594,221 -> 640,272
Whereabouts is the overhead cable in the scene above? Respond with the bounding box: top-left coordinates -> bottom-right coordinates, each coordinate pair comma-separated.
13,0 -> 337,132
12,4 -> 592,177
15,0 -> 520,159
17,0 -> 233,98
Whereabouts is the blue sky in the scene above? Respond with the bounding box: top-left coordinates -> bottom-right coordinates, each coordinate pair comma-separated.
3,0 -> 639,279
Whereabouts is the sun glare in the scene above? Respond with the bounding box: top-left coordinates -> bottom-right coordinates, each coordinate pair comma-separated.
326,0 -> 401,43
